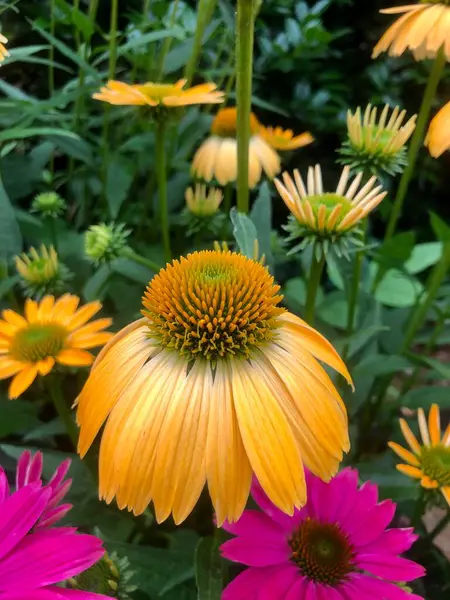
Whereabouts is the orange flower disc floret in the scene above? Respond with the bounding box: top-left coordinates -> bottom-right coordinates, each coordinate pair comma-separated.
210,107 -> 260,138
142,250 -> 284,361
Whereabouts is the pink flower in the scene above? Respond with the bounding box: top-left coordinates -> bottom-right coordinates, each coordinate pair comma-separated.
0,457 -> 110,600
15,451 -> 72,529
221,468 -> 425,600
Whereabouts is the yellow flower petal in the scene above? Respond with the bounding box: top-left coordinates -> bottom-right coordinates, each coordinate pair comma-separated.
428,403 -> 441,446
2,309 -> 27,329
396,463 -> 424,479
418,408 -> 431,446
56,348 -> 93,366
442,487 -> 450,507
421,475 -> 438,490
67,302 -> 102,330
399,418 -> 421,454
388,441 -> 420,466
8,364 -> 39,399
36,356 -> 55,376
0,359 -> 26,379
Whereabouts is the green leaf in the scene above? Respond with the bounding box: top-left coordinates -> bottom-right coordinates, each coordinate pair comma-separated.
83,265 -> 110,302
353,354 -> 411,376
49,135 -> 93,163
0,127 -> 80,143
409,356 -> 450,380
112,258 -> 153,284
195,536 -> 225,600
317,291 -> 348,329
0,174 -> 22,259
0,275 -> 19,299
106,156 -> 134,219
250,182 -> 273,270
430,211 -> 450,242
375,269 -> 424,308
230,208 -> 257,259
0,397 -> 40,437
401,386 -> 450,409
404,242 -> 443,274
374,231 -> 415,270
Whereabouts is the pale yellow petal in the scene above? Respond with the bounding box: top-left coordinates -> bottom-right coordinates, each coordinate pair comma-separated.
399,418 -> 421,454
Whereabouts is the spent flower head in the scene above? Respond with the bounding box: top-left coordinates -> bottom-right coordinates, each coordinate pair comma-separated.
339,104 -> 417,176
15,244 -> 72,299
68,552 -> 137,599
275,165 -> 387,259
31,191 -> 66,218
85,222 -> 131,265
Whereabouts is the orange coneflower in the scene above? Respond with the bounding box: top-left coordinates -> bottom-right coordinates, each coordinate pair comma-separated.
389,404 -> 450,507
76,249 -> 352,525
0,295 -> 113,399
93,79 -> 224,107
373,3 -> 450,61
191,107 -> 313,188
425,101 -> 450,157
0,33 -> 9,63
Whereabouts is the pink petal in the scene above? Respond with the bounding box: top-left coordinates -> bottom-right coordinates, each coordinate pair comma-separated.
255,564 -> 299,599
222,510 -> 285,539
315,584 -> 345,600
305,581 -> 318,600
222,566 -> 281,600
356,554 -> 425,582
0,528 -> 105,589
361,527 -> 418,555
28,453 -> 44,484
346,574 -> 424,600
348,500 -> 396,546
305,471 -> 329,522
221,536 -> 289,567
285,577 -> 308,600
48,459 -> 71,490
339,481 -> 378,532
251,478 -> 299,531
36,504 -> 73,529
15,450 -> 32,489
0,589 -> 111,600
46,480 -> 72,512
0,468 -> 9,505
0,484 -> 49,561
321,468 -> 359,524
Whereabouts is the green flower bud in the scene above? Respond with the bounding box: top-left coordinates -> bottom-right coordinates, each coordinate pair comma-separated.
31,192 -> 67,218
15,245 -> 72,299
68,552 -> 136,599
84,223 -> 130,265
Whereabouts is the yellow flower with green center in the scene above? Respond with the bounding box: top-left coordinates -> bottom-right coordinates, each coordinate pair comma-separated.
339,104 -> 417,175
15,245 -> 71,299
372,3 -> 450,61
0,295 -> 113,399
93,78 -> 224,108
76,249 -> 352,526
389,404 -> 450,507
0,33 -> 9,63
275,165 -> 387,259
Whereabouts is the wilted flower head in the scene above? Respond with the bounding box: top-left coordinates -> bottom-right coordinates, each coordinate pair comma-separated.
339,104 -> 417,175
15,245 -> 71,299
69,552 -> 137,599
275,165 -> 387,259
191,107 -> 313,188
390,404 -> 450,508
373,3 -> 450,61
76,249 -> 352,526
85,222 -> 130,265
425,101 -> 450,158
32,191 -> 66,218
0,294 -> 113,398
0,33 -> 9,63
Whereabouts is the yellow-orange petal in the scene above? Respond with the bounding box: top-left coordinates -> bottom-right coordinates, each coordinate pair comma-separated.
442,487 -> 450,507
70,332 -> 114,350
0,320 -> 18,337
56,348 -> 93,366
428,403 -> 441,446
67,302 -> 102,330
399,418 -> 421,454
425,101 -> 450,158
9,364 -> 39,399
396,463 -> 424,479
388,441 -> 421,466
418,408 -> 431,446
2,309 -> 27,329
24,298 -> 39,323
0,359 -> 26,379
36,356 -> 55,376
421,475 -> 439,490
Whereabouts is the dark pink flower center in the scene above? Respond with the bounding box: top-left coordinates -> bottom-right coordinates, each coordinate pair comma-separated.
289,518 -> 356,585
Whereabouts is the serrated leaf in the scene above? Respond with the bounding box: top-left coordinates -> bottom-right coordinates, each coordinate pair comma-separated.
230,208 -> 257,259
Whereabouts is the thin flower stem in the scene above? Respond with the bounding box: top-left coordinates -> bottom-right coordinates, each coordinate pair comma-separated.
385,48 -> 446,241
223,183 -> 233,215
47,376 -> 79,450
184,0 -> 217,86
49,0 -> 56,175
155,119 -> 171,262
343,232 -> 366,359
121,248 -> 161,273
304,249 -> 325,325
154,0 -> 181,80
48,217 -> 58,251
236,0 -> 256,214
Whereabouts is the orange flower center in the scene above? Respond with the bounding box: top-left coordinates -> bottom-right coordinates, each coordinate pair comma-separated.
11,324 -> 67,363
211,108 -> 260,138
142,250 -> 285,361
289,518 -> 356,585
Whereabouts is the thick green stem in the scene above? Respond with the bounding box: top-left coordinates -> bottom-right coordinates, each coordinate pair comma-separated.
48,217 -> 58,250
108,0 -> 119,81
47,376 -> 79,450
236,0 -> 255,214
155,0 -> 181,80
155,120 -> 171,262
304,250 -> 325,325
121,248 -> 161,273
385,49 -> 446,242
184,0 -> 217,86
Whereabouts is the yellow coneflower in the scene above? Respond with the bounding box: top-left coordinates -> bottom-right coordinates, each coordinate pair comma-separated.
389,404 -> 450,506
0,33 -> 9,63
15,245 -> 71,298
275,165 -> 387,257
372,3 -> 450,61
260,126 -> 314,151
425,101 -> 450,158
93,79 -> 224,107
341,104 -> 417,175
76,249 -> 352,525
0,295 -> 113,399
185,184 -> 223,217
191,108 -> 312,188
